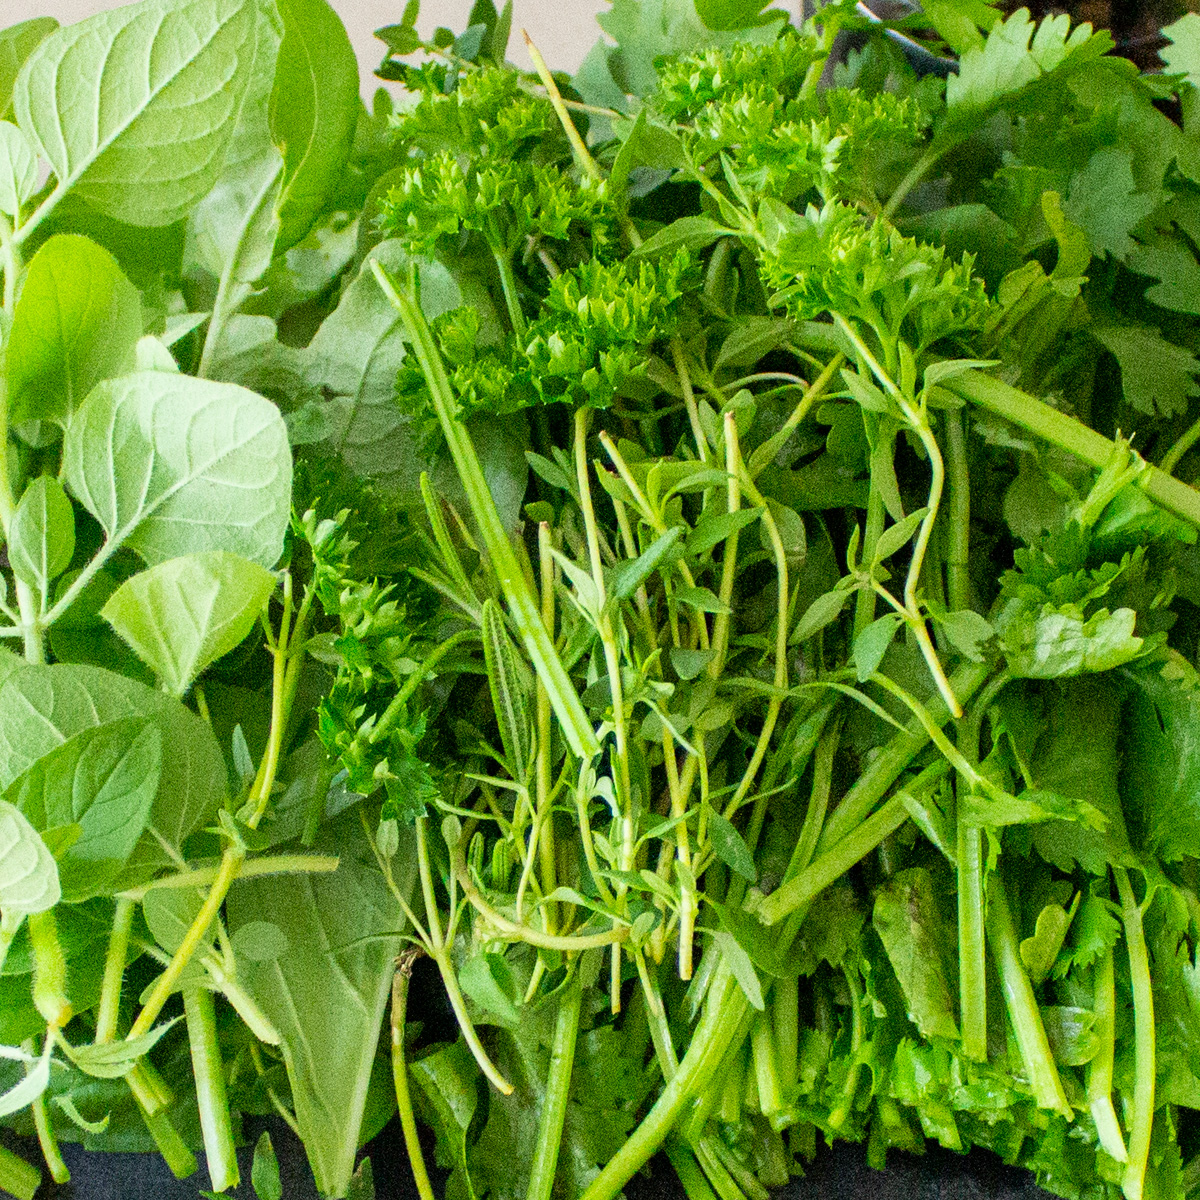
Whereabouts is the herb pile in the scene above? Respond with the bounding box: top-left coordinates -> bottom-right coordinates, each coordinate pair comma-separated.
5,0 -> 1200,1198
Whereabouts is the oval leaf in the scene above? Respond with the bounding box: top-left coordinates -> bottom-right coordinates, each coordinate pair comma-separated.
268,0 -> 358,252
707,810 -> 757,883
6,235 -> 142,426
63,372 -> 292,568
5,719 -> 162,903
0,18 -> 58,121
0,800 -> 59,915
102,551 -> 276,696
8,477 -> 75,602
0,120 -> 35,217
0,663 -> 224,885
852,612 -> 904,682
0,1035 -> 51,1117
13,0 -> 257,227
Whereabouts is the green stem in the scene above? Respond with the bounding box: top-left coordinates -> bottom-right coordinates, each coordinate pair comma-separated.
120,853 -> 340,900
183,987 -> 239,1193
1087,946 -> 1127,1164
96,897 -> 135,1044
986,869 -> 1070,1116
854,480 -> 886,637
0,1143 -> 39,1200
773,971 -> 799,1094
750,1009 -> 783,1123
31,1089 -> 68,1184
694,1138 -> 750,1200
881,145 -> 946,222
756,794 -> 912,926
29,909 -> 69,1028
828,963 -> 863,1130
392,957 -> 437,1200
374,264 -> 598,760
522,33 -> 603,182
525,974 -> 583,1200
1114,866 -> 1154,1200
666,1139 -> 721,1200
948,370 -> 1200,528
0,214 -> 19,314
138,1105 -> 199,1179
944,408 -> 971,613
956,817 -> 987,1062
493,248 -> 528,338
1160,412 -> 1200,476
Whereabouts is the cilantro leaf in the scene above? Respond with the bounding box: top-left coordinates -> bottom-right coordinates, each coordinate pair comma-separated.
1093,324 -> 1200,417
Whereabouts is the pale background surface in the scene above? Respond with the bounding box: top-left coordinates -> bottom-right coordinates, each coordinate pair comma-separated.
5,0 -> 611,91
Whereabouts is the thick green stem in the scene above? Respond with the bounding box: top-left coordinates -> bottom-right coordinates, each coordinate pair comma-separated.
493,248 -> 528,338
392,958 -> 436,1200
374,265 -> 598,760
525,974 -> 583,1200
96,897 -> 135,1044
956,818 -> 987,1062
184,986 -> 239,1193
944,409 -> 971,613
31,1090 -> 68,1184
750,1009 -> 783,1124
948,370 -> 1200,528
1114,866 -> 1154,1200
666,1139 -> 721,1200
0,1143 -> 39,1200
139,1105 -> 199,1179
773,971 -> 800,1094
987,871 -> 1070,1116
1087,946 -> 1127,1164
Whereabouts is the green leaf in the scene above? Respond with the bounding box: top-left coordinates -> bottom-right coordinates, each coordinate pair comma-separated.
0,18 -> 57,121
228,812 -> 417,1199
609,528 -> 682,601
920,0 -> 1001,54
1020,897 -> 1077,986
0,801 -> 59,915
251,1132 -> 283,1200
481,599 -> 533,784
1161,13 -> 1200,90
694,0 -> 775,33
144,887 -> 213,957
715,317 -> 796,372
101,551 -> 276,696
791,587 -> 851,643
707,810 -> 756,883
712,929 -> 764,1010
1064,147 -> 1159,261
1041,1005 -> 1098,1067
0,664 -> 224,884
0,1036 -> 50,1117
999,604 -> 1148,679
873,508 -> 928,565
934,608 -> 994,662
65,1016 -> 182,1078
872,867 -> 959,1041
672,586 -> 730,614
943,9 -> 1111,121
13,0 -> 258,227
459,952 -> 521,1028
4,718 -> 161,903
268,0 -> 358,252
684,507 -> 763,559
8,477 -> 76,602
628,215 -> 733,260
6,234 -> 142,426
62,372 -> 292,568
231,920 -> 289,962
1092,324 -> 1200,417
669,647 -> 713,680
0,120 -> 36,218
852,613 -> 903,682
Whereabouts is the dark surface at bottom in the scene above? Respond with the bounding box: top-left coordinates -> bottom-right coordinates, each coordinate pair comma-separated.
6,1114 -> 1053,1200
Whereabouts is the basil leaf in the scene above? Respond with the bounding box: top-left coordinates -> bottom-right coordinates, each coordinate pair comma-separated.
7,477 -> 75,602
101,551 -> 277,696
13,0 -> 257,229
0,800 -> 59,916
6,234 -> 141,426
62,372 -> 292,568
0,120 -> 36,218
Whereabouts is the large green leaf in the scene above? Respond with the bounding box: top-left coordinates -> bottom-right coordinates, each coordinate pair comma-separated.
268,0 -> 358,252
185,0 -> 284,338
5,234 -> 142,426
62,372 -> 291,568
227,813 -> 416,1198
5,718 -> 161,902
0,664 -> 224,884
12,0 -> 257,229
102,551 -> 276,696
0,800 -> 59,916
0,17 -> 57,121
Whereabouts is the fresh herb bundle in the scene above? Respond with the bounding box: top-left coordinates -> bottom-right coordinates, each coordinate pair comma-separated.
4,1 -> 1200,1199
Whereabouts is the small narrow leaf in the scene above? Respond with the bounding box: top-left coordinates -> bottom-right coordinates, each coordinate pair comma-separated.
629,215 -> 733,259
65,1017 -> 182,1078
480,600 -> 533,783
251,1132 -> 283,1200
707,810 -> 756,882
0,1036 -> 51,1118
609,528 -> 682,601
873,508 -> 929,565
791,588 -> 851,643
712,929 -> 764,1010
852,613 -> 903,681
